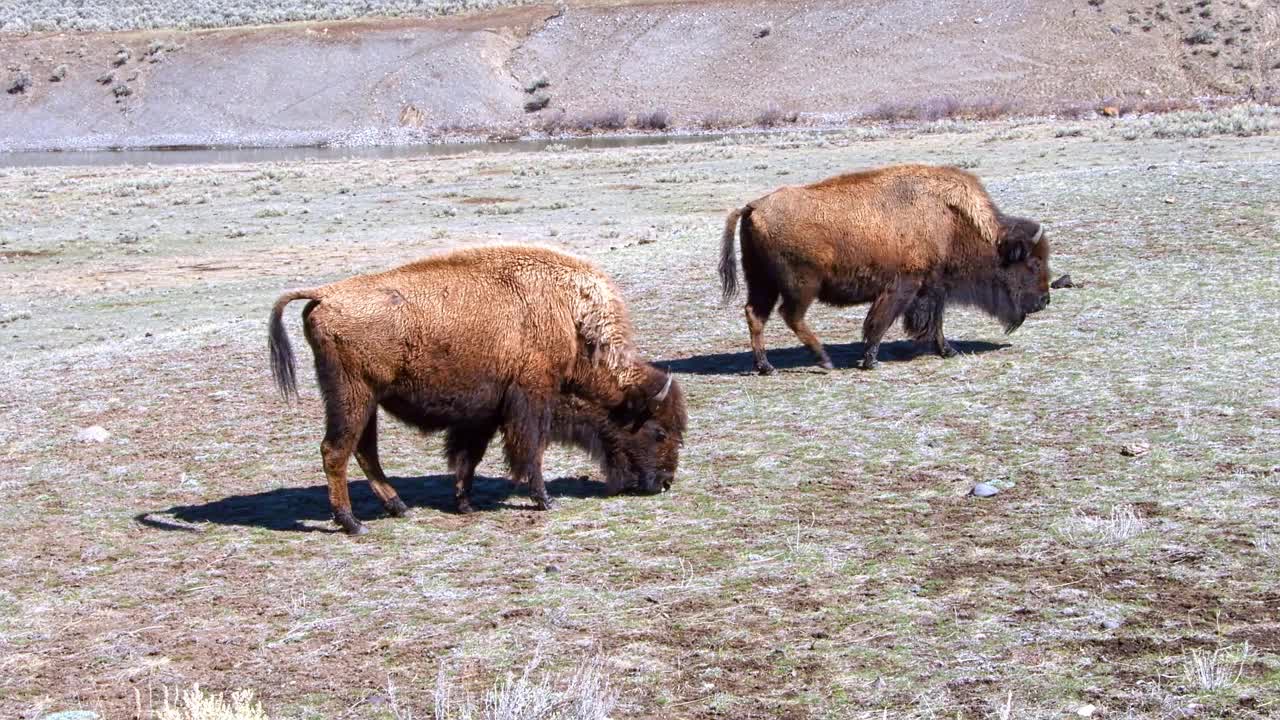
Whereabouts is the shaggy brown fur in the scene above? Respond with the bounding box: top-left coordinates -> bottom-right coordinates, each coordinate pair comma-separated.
268,244 -> 687,535
720,164 -> 1052,373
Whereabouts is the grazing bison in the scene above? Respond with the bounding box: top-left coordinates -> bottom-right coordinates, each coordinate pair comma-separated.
268,245 -> 686,535
719,164 -> 1051,373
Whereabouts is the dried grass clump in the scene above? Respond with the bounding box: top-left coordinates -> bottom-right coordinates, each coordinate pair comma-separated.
1055,505 -> 1147,547
697,112 -> 734,130
1055,101 -> 1096,120
6,69 -> 32,95
1137,103 -> 1280,138
757,104 -> 799,127
1101,96 -> 1198,116
571,110 -> 626,132
1182,643 -> 1251,693
426,657 -> 616,720
633,109 -> 670,130
157,685 -> 268,720
863,96 -> 1015,123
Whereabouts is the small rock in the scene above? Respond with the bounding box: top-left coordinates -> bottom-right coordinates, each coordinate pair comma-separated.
1100,618 -> 1123,630
1076,704 -> 1098,718
1120,442 -> 1150,457
544,564 -> 559,574
40,712 -> 100,720
1163,197 -> 1176,204
75,426 -> 111,443
1051,274 -> 1075,289
971,482 -> 1000,498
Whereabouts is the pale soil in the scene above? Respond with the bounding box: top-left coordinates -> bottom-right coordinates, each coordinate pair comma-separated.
1,119 -> 1279,719
1,0 -> 1277,151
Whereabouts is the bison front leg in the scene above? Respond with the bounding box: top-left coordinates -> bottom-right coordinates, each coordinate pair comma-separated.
445,425 -> 496,515
861,278 -> 923,370
931,305 -> 958,359
903,288 -> 958,359
502,389 -> 555,510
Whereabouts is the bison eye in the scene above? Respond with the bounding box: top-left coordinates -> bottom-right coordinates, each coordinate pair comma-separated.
654,429 -> 668,442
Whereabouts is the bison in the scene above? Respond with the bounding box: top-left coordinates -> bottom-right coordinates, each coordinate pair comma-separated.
268,244 -> 686,535
719,164 -> 1051,373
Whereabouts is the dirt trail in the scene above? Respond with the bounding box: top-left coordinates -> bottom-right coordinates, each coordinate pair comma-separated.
1,0 -> 1276,152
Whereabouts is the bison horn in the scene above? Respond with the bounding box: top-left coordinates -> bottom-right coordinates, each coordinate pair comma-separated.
1032,225 -> 1044,244
653,375 -> 672,403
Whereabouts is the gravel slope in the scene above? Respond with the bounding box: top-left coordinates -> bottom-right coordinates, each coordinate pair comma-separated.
0,0 -> 1276,151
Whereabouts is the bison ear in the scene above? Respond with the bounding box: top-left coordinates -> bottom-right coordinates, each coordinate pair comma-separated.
615,370 -> 673,433
1000,219 -> 1041,265
612,386 -> 652,433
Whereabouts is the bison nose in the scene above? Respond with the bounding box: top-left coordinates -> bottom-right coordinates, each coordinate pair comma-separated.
1041,293 -> 1051,309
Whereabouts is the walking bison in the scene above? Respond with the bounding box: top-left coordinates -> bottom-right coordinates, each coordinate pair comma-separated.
268,244 -> 686,535
719,164 -> 1052,373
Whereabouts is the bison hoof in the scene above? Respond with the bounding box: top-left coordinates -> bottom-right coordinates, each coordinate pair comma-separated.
533,496 -> 556,511
385,497 -> 409,517
456,500 -> 476,515
860,357 -> 879,371
939,343 -> 959,359
756,364 -> 776,376
334,511 -> 367,536
817,359 -> 835,371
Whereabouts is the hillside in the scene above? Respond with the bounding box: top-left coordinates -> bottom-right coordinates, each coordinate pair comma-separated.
1,0 -> 1277,151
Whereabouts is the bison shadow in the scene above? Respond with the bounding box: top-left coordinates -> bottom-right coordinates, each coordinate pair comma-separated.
657,339 -> 1010,375
136,474 -> 606,534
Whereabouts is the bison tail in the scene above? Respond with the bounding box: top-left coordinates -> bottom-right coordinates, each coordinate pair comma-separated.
719,207 -> 744,303
268,289 -> 318,401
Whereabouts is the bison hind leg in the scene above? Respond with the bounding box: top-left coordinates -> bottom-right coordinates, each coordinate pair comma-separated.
355,411 -> 408,518
740,244 -> 780,375
779,294 -> 833,371
319,389 -> 377,536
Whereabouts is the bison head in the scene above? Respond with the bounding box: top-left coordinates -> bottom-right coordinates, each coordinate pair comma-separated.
553,365 -> 687,496
995,217 -> 1052,332
610,365 -> 686,493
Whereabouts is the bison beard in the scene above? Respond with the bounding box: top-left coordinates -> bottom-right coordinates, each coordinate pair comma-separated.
719,164 -> 1052,373
268,245 -> 686,536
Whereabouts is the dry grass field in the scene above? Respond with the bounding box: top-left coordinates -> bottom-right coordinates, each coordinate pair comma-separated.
1,110 -> 1279,719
